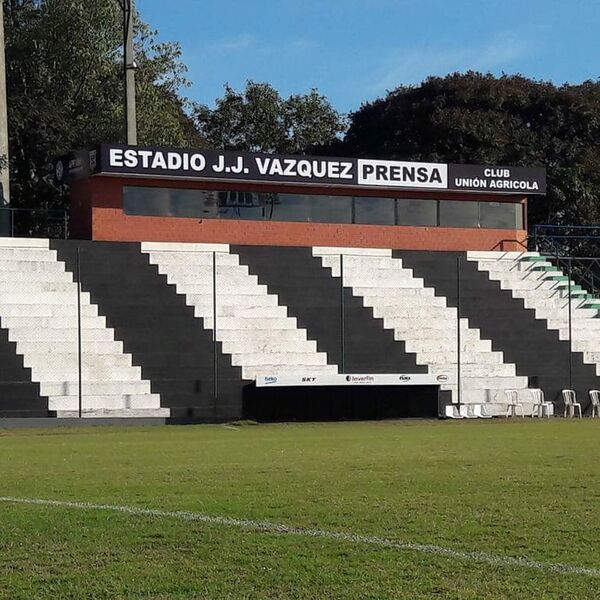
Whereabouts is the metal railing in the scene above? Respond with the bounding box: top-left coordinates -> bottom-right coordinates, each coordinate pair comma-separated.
532,224 -> 600,257
531,225 -> 600,296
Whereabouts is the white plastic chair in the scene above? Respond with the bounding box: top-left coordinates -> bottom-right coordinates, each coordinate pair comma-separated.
589,390 -> 600,418
473,404 -> 493,419
459,405 -> 477,419
561,389 -> 582,418
531,388 -> 552,418
445,405 -> 464,419
504,390 -> 524,417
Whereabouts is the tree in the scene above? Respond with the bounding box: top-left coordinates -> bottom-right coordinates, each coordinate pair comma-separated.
4,0 -> 201,210
195,81 -> 345,154
329,72 -> 600,231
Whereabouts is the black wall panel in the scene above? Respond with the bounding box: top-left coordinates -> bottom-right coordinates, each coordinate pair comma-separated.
0,324 -> 52,417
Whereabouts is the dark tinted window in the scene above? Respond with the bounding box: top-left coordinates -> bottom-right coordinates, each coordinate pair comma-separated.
439,200 -> 479,228
396,199 -> 437,226
171,189 -> 218,218
479,201 -> 523,229
269,194 -> 352,223
123,186 -> 524,230
353,197 -> 395,225
124,187 -> 172,217
216,191 -> 268,220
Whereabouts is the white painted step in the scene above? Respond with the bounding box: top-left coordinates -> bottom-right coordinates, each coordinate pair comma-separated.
55,408 -> 170,419
43,381 -> 153,396
0,304 -> 99,317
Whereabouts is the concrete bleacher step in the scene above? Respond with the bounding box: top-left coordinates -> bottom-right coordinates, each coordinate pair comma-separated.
1,316 -> 107,329
15,352 -> 133,367
0,260 -> 68,273
0,248 -> 63,261
201,316 -> 298,330
0,281 -> 81,293
193,305 -> 288,319
241,366 -> 337,379
48,392 -> 160,409
221,339 -> 318,353
34,363 -> 145,381
6,327 -> 116,342
0,291 -> 90,304
402,338 -> 493,353
40,380 -> 152,395
173,292 -> 278,308
15,340 -> 123,354
217,328 -> 308,342
424,351 -> 504,365
54,408 -> 170,419
0,270 -> 74,282
352,285 -> 438,296
230,352 -> 329,366
0,304 -> 99,317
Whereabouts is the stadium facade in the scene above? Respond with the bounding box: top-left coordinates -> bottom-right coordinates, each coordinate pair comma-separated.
2,145 -> 598,422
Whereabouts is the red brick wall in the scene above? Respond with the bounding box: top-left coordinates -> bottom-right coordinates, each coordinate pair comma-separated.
71,175 -> 528,252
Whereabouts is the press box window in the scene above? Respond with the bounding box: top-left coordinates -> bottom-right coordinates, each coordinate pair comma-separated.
123,186 -> 525,230
353,197 -> 395,225
438,200 -> 480,228
123,187 -> 219,219
396,199 -> 437,226
268,194 -> 353,224
479,201 -> 523,229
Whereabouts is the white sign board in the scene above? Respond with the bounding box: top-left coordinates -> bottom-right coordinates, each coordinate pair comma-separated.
255,373 -> 447,388
357,159 -> 448,188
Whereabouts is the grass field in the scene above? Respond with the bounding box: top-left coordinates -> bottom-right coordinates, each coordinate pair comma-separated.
1,419 -> 599,599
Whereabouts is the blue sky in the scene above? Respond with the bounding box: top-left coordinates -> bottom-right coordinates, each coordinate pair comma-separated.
136,0 -> 599,114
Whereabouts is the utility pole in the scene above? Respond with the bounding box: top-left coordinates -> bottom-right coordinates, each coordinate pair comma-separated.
0,1 -> 10,204
118,0 -> 137,145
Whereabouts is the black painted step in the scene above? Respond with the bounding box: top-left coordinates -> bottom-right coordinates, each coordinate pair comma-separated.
396,250 -> 600,410
232,245 -> 428,375
0,324 -> 50,416
50,240 -> 244,420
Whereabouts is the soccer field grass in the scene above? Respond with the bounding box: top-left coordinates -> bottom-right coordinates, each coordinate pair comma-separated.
1,420 -> 599,599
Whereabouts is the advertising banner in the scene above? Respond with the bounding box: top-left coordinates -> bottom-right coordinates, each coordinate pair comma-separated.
255,373 -> 447,387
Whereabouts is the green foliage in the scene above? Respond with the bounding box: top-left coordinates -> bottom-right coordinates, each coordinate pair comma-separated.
195,81 -> 346,154
331,72 -> 600,229
4,0 -> 201,209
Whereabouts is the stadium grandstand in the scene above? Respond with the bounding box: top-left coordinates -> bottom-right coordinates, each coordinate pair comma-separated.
0,144 -> 598,423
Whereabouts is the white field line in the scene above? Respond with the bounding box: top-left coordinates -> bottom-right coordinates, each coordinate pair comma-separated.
1,496 -> 599,578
